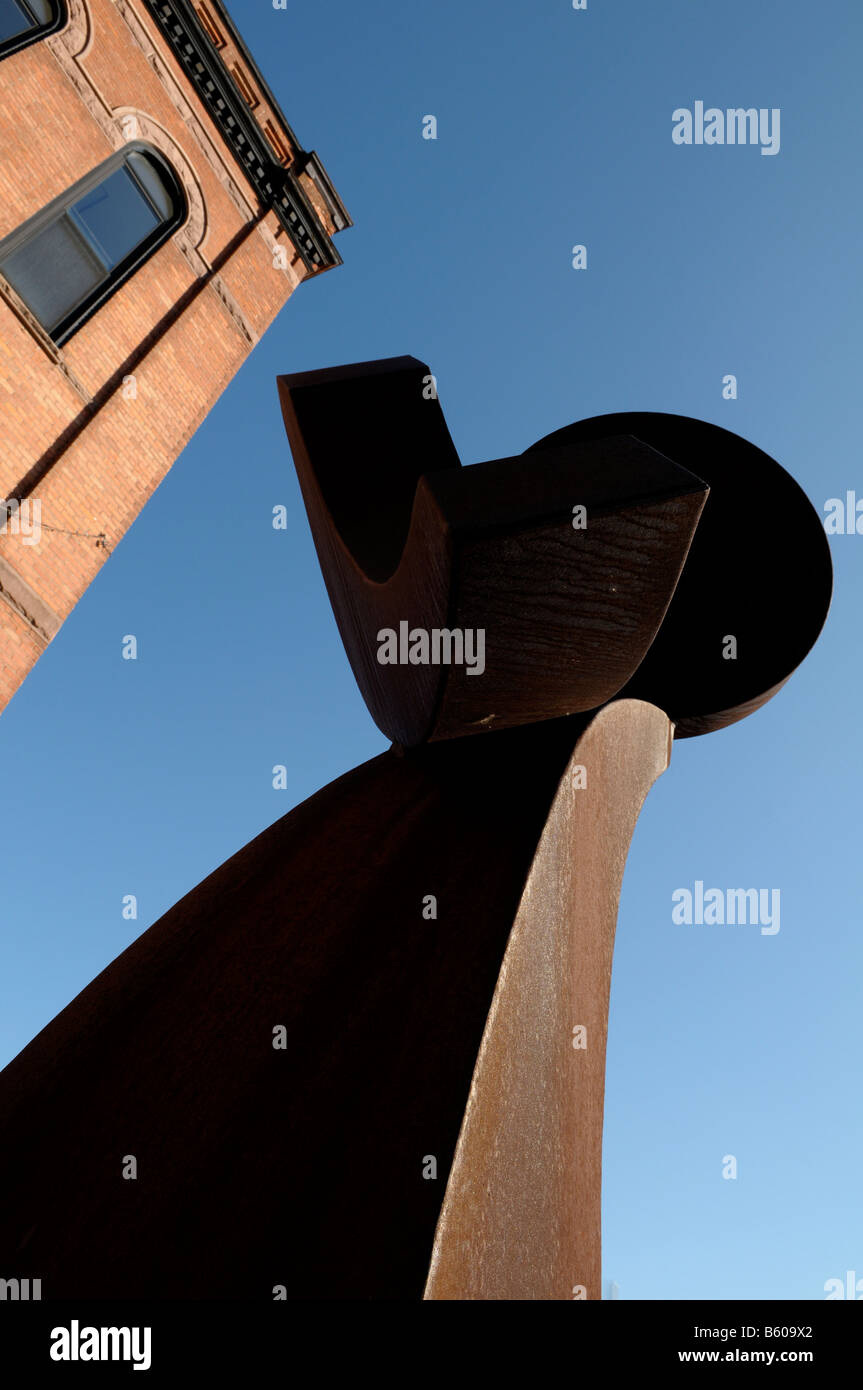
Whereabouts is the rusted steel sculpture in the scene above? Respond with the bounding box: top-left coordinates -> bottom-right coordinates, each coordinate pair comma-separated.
0,357 -> 831,1300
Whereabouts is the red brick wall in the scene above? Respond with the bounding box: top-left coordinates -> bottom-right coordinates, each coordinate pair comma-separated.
0,0 -> 330,713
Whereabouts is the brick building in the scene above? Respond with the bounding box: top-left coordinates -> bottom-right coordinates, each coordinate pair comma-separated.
0,0 -> 348,712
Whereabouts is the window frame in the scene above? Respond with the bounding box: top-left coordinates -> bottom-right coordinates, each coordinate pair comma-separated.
0,142 -> 187,346
0,0 -> 66,61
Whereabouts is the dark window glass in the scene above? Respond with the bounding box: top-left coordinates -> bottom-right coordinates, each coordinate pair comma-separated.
69,168 -> 161,271
0,146 -> 185,343
0,215 -> 104,332
127,150 -> 176,222
0,0 -> 61,53
0,0 -> 31,43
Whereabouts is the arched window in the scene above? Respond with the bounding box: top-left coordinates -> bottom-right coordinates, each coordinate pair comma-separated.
0,144 -> 186,345
0,0 -> 65,59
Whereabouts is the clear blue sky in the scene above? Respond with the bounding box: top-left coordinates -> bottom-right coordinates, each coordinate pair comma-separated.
1,0 -> 860,1301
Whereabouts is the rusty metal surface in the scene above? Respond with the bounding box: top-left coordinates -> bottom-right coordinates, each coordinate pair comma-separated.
279,357 -> 831,745
278,357 -> 708,745
0,714 -> 597,1299
0,358 -> 833,1303
425,700 -> 671,1300
526,412 -> 833,737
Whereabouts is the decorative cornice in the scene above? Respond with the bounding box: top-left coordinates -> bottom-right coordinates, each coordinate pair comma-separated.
114,0 -> 257,228
295,151 -> 350,237
142,0 -> 347,273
